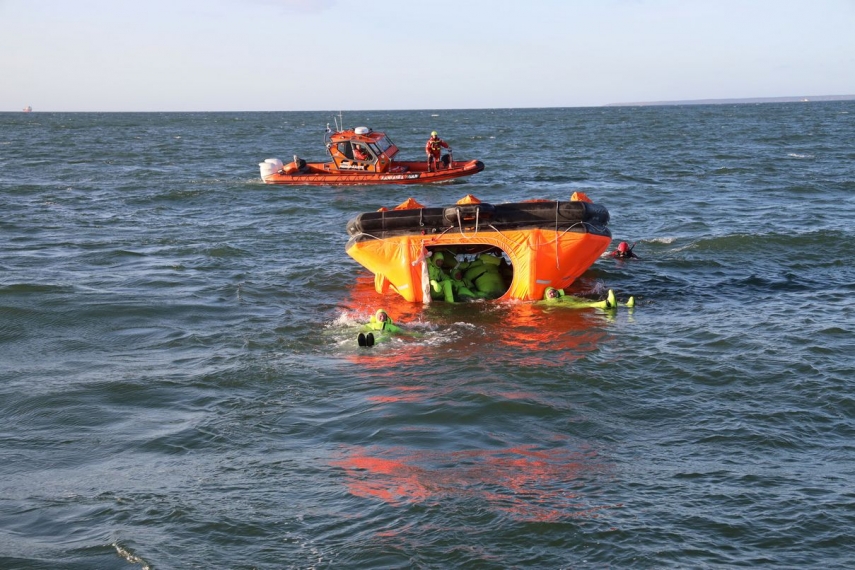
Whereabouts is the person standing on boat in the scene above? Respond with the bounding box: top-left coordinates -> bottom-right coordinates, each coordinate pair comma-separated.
425,131 -> 450,171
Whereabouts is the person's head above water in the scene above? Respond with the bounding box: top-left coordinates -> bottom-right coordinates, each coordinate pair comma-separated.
618,242 -> 629,253
544,287 -> 563,300
375,309 -> 390,323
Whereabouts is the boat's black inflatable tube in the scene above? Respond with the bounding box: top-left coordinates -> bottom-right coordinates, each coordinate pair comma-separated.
347,201 -> 610,237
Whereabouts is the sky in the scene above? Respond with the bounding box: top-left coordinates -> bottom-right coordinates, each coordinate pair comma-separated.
2,0 -> 854,112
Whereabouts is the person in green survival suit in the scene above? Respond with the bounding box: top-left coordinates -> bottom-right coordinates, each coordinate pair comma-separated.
542,287 -> 635,309
428,251 -> 476,302
366,309 -> 402,333
458,252 -> 506,299
357,309 -> 409,347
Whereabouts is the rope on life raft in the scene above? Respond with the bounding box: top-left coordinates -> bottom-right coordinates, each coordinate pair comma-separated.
550,202 -> 597,268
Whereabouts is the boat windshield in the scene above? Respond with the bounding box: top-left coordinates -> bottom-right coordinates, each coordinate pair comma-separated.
374,136 -> 394,154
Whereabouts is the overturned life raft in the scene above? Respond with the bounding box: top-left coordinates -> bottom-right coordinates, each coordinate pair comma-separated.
345,193 -> 611,303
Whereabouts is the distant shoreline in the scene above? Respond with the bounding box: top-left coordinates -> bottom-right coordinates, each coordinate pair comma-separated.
8,95 -> 855,113
605,94 -> 855,107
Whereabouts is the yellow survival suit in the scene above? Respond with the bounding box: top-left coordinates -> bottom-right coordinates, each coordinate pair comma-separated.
541,287 -> 634,309
428,251 -> 476,302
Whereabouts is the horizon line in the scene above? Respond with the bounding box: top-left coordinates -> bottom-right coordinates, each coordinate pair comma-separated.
8,94 -> 855,113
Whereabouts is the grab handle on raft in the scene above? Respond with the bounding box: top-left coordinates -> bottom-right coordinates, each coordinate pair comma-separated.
442,203 -> 495,227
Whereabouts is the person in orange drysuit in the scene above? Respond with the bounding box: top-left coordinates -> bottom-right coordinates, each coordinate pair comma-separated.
425,131 -> 450,171
353,144 -> 370,161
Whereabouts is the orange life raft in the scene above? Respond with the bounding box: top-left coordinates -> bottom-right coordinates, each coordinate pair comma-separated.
345,194 -> 611,303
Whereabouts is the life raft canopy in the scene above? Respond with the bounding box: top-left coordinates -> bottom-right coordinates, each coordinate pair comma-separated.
345,193 -> 612,303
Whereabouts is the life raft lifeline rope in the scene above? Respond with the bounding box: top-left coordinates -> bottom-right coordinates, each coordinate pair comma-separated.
425,226 -> 455,245
357,232 -> 386,242
546,221 -> 598,268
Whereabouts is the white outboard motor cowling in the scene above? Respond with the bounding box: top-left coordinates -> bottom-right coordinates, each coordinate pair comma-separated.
259,158 -> 284,179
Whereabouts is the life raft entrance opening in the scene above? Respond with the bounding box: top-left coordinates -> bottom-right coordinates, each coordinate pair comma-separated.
425,244 -> 512,302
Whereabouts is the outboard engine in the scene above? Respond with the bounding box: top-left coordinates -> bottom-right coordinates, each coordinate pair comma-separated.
259,158 -> 284,179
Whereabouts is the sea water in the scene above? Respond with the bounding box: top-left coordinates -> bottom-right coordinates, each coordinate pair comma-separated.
1,103 -> 854,568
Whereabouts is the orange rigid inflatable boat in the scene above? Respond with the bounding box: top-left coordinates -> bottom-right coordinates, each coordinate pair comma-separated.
259,125 -> 484,186
345,193 -> 611,303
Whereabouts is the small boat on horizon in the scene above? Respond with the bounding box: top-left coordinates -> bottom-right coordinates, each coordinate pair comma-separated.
345,193 -> 611,303
23,105 -> 32,113
259,124 -> 484,186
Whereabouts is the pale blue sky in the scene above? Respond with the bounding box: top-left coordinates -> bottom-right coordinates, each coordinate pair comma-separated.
2,0 -> 854,111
